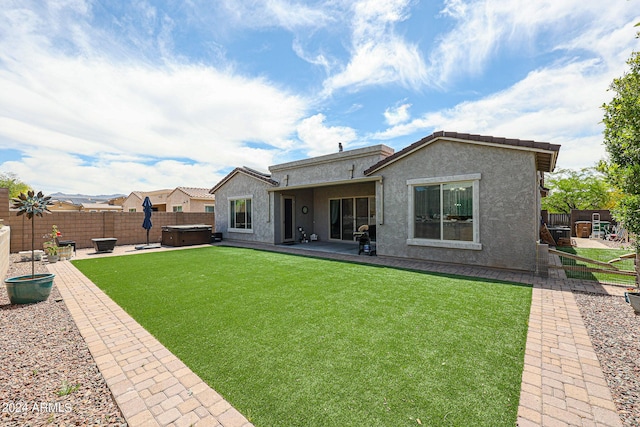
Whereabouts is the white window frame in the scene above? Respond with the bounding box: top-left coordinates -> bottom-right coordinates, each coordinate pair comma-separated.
407,173 -> 482,250
204,205 -> 215,213
229,196 -> 253,233
173,205 -> 183,212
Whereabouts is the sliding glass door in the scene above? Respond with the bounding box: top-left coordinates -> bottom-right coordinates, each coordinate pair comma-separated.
329,196 -> 375,241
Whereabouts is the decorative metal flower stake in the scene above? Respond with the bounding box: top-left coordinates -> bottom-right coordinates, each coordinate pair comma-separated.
12,191 -> 52,277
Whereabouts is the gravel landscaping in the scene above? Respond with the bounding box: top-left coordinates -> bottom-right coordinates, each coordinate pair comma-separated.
2,250 -> 639,426
1,254 -> 126,426
575,291 -> 640,427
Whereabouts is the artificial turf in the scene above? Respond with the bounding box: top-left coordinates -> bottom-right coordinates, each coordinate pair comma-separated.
73,246 -> 531,426
556,246 -> 636,285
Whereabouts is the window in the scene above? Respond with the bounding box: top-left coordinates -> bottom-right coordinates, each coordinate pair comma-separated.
173,206 -> 183,212
129,208 -> 136,212
408,174 -> 481,250
229,197 -> 252,232
205,205 -> 215,213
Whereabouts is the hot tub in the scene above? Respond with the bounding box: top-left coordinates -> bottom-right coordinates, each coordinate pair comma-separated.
161,224 -> 212,247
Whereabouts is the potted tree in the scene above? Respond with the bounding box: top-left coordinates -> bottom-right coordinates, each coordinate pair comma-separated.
3,191 -> 56,304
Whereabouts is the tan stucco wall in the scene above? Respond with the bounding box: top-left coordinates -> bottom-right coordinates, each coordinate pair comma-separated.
166,190 -> 215,213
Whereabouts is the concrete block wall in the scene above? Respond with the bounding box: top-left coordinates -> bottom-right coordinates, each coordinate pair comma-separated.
1,188 -> 214,253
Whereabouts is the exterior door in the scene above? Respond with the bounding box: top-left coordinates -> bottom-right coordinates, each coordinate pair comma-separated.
329,196 -> 375,241
283,197 -> 295,242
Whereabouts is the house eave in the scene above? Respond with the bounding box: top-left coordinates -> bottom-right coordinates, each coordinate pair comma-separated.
364,132 -> 561,175
269,145 -> 394,173
210,167 -> 278,194
267,176 -> 383,192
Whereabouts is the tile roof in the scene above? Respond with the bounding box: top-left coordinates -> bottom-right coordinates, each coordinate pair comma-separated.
364,131 -> 561,175
210,166 -> 279,194
175,187 -> 216,199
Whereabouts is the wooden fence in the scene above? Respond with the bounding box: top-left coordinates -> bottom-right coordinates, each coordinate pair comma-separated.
547,213 -> 570,226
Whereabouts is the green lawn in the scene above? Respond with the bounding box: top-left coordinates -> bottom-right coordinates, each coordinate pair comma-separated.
73,246 -> 531,427
556,247 -> 636,285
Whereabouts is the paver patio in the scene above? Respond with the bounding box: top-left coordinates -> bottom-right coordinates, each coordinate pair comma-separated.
47,242 -> 626,426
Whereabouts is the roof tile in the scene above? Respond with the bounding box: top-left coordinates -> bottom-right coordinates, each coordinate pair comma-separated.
364,131 -> 560,174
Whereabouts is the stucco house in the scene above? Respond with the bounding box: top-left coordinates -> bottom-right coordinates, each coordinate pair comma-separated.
80,203 -> 123,212
167,187 -> 215,213
122,189 -> 172,212
211,131 -> 560,272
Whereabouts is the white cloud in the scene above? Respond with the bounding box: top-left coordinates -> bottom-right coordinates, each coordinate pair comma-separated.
296,114 -> 357,156
0,150 -> 225,194
321,0 -> 428,95
371,50 -> 636,169
216,0 -> 333,31
430,0 -> 638,87
369,4 -> 640,171
0,2 -> 310,194
384,103 -> 411,126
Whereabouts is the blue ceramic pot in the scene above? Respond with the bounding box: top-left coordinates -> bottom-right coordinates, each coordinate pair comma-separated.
4,273 -> 55,304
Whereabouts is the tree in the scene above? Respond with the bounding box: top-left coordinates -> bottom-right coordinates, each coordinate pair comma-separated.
601,50 -> 640,286
0,172 -> 31,198
542,168 -> 614,214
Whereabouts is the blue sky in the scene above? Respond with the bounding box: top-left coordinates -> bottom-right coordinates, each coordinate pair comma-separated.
0,0 -> 638,195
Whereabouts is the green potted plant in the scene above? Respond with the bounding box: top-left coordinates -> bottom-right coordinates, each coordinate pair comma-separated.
44,244 -> 59,264
3,190 -> 56,304
43,225 -> 64,262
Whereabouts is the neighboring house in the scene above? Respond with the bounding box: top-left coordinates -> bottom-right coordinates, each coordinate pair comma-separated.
122,189 -> 171,212
211,131 -> 560,272
166,187 -> 215,213
108,195 -> 127,207
49,200 -> 82,212
80,203 -> 123,212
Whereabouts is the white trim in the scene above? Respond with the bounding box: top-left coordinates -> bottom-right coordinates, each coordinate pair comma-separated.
407,175 -> 481,248
228,195 -> 253,233
406,173 -> 481,186
228,228 -> 254,234
407,238 -> 482,250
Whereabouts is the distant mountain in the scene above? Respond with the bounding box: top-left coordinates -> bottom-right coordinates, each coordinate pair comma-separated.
49,192 -> 126,206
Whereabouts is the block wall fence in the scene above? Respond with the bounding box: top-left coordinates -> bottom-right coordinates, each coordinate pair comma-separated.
0,188 -> 215,253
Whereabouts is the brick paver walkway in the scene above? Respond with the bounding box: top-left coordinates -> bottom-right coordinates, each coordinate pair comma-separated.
48,258 -> 253,427
48,242 -> 627,426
